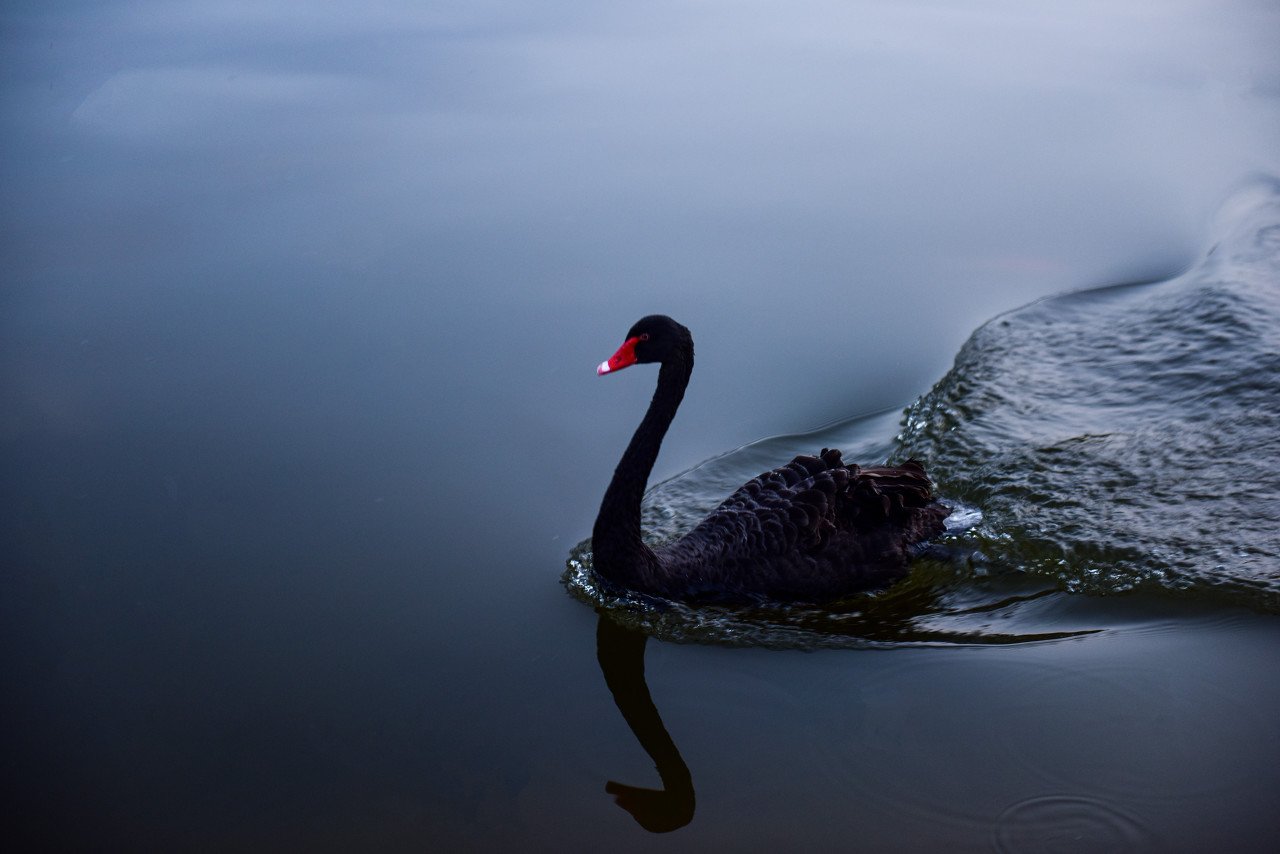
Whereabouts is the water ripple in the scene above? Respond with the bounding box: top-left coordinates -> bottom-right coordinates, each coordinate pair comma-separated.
896,178 -> 1280,613
993,795 -> 1153,853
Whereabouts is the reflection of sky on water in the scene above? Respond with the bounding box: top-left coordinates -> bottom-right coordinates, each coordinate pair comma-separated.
5,0 -> 1280,485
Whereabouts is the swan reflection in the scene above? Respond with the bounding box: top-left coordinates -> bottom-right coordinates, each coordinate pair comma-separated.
595,611 -> 695,832
589,587 -> 1101,835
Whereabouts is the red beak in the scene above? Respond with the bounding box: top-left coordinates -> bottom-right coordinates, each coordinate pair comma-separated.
597,335 -> 643,375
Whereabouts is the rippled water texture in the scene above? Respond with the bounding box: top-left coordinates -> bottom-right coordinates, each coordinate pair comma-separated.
897,179 -> 1280,610
568,181 -> 1280,643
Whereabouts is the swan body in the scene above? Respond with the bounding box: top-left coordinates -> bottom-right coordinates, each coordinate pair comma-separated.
592,315 -> 950,604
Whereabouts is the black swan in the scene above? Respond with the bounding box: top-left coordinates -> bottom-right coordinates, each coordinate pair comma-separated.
592,315 -> 949,603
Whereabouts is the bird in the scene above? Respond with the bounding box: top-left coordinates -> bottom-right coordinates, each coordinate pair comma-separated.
591,314 -> 949,604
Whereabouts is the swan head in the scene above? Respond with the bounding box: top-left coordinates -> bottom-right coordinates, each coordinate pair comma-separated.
597,315 -> 693,375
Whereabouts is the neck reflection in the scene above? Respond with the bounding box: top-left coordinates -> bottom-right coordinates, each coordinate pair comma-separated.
595,612 -> 696,833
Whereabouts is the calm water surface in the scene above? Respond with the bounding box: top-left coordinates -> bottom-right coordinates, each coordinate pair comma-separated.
4,2 -> 1280,851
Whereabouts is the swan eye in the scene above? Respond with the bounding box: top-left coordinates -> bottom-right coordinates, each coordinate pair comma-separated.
639,333 -> 650,341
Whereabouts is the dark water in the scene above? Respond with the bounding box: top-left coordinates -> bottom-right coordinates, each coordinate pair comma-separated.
4,2 -> 1280,851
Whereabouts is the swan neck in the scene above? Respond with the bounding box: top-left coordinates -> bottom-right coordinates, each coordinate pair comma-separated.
594,352 -> 693,582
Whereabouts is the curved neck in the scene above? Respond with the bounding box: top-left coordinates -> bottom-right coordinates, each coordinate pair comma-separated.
593,350 -> 693,586
596,614 -> 695,832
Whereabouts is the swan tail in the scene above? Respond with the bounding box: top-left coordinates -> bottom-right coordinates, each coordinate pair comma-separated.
839,458 -> 943,528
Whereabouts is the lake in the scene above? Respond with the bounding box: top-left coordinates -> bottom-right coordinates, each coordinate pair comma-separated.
4,2 -> 1279,851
